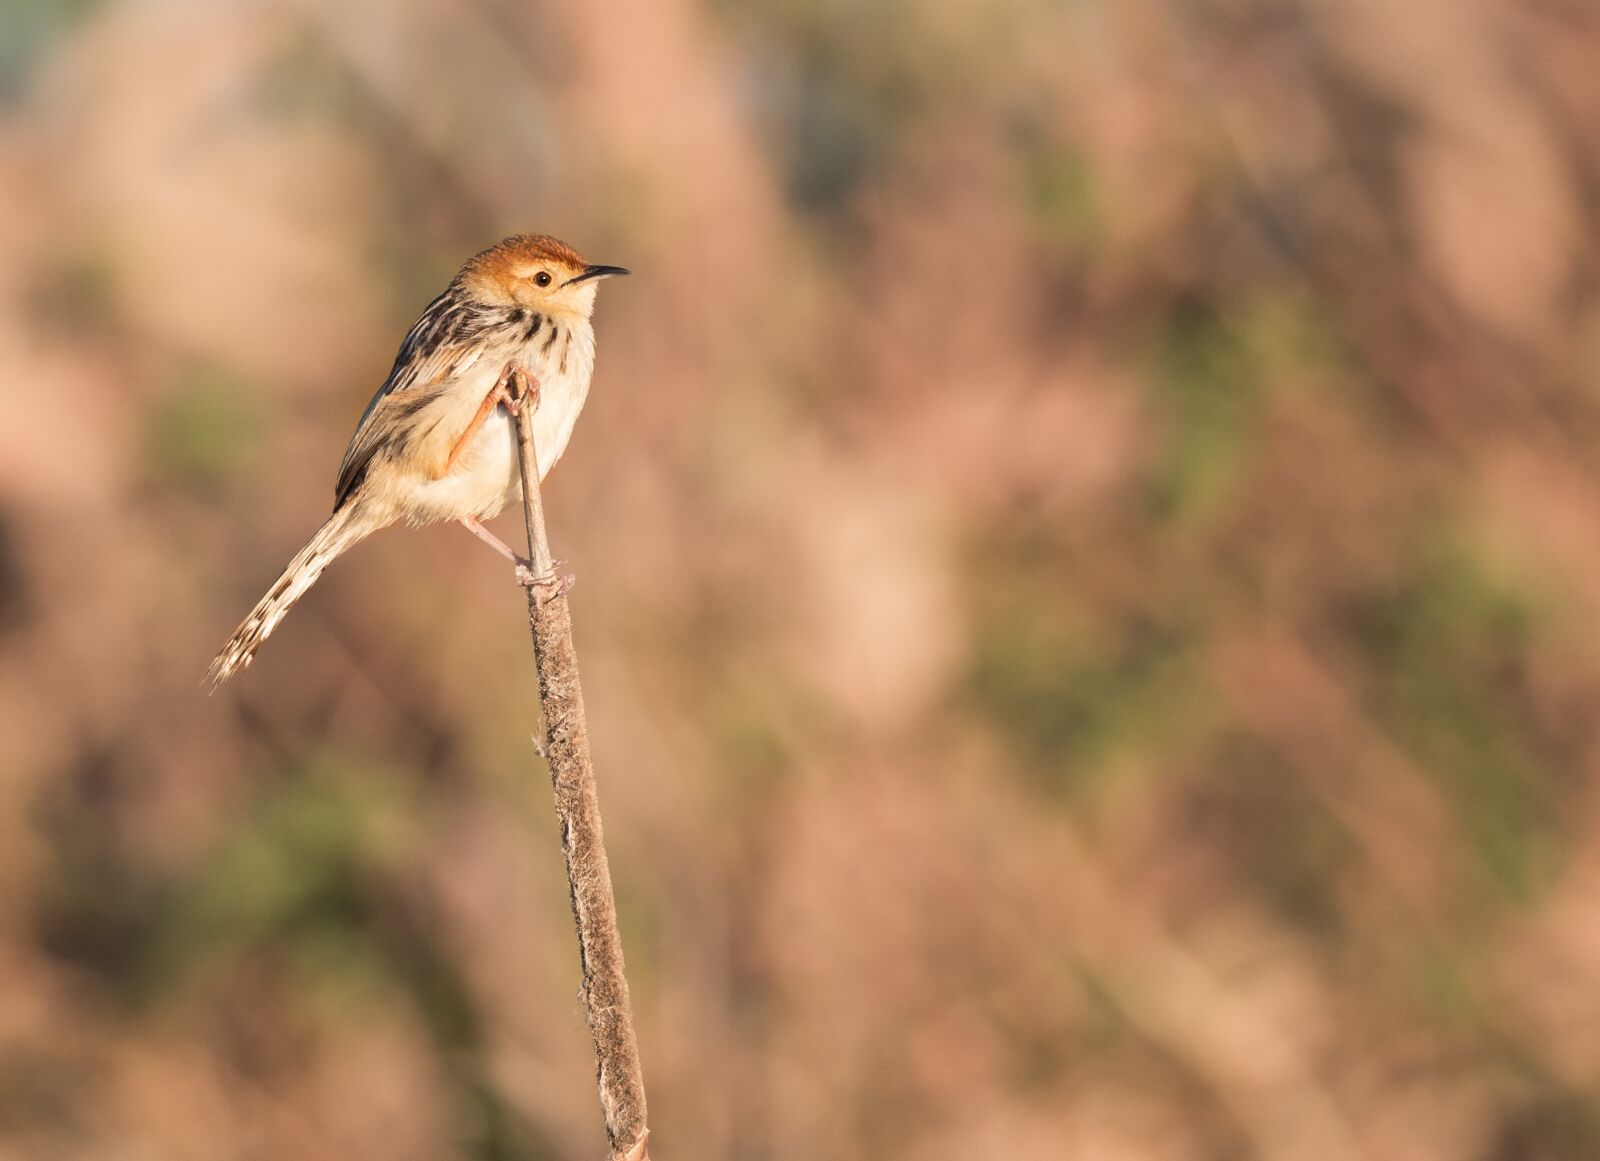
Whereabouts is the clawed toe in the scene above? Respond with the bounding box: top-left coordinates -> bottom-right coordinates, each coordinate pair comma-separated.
516,564 -> 576,595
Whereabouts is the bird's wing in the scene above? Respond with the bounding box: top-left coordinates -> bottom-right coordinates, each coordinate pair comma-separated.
333,289 -> 482,507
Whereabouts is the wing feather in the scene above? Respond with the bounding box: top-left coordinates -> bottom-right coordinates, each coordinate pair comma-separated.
333,289 -> 491,507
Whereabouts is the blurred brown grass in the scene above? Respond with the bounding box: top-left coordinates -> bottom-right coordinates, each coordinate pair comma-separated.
4,0 -> 1600,1158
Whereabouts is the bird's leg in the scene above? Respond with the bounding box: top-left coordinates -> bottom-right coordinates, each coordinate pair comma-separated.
449,365 -> 560,589
459,515 -> 531,568
501,366 -> 572,593
460,516 -> 568,588
434,363 -> 539,480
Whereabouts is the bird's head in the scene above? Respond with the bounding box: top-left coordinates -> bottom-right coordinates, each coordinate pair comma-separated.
457,234 -> 629,319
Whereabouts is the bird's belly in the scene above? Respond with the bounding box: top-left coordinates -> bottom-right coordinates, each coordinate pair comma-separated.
394,365 -> 587,525
531,372 -> 587,480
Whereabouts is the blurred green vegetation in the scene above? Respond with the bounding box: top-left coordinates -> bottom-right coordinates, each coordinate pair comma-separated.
0,0 -> 101,99
966,576 -> 1198,801
1145,303 -> 1264,523
7,0 -> 1600,1157
1022,140 -> 1102,251
144,362 -> 267,496
1348,536 -> 1556,900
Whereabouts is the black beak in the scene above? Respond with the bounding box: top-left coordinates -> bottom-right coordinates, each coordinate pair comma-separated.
565,264 -> 631,286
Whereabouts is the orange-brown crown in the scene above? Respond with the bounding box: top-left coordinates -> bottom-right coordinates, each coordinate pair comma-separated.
458,234 -> 587,286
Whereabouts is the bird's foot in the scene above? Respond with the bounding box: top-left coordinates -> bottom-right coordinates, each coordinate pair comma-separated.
506,364 -> 540,414
516,563 -> 575,595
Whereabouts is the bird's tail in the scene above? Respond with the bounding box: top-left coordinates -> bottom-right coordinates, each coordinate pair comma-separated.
207,502 -> 375,688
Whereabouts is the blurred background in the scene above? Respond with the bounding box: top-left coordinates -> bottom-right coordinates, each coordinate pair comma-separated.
3,0 -> 1600,1158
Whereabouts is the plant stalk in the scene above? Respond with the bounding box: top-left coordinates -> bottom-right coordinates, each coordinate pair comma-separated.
509,369 -> 650,1161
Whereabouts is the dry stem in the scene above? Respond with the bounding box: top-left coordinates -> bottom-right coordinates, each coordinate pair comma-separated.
509,370 -> 650,1161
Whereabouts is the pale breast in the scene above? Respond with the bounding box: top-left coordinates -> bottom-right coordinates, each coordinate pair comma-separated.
524,313 -> 597,481
388,315 -> 596,526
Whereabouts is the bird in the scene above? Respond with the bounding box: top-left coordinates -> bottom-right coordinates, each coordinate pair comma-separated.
207,233 -> 629,687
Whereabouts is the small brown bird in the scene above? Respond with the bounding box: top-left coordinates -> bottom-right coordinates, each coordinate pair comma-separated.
207,234 -> 628,686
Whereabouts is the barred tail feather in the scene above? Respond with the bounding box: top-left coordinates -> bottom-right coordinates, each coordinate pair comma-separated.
207,505 -> 374,688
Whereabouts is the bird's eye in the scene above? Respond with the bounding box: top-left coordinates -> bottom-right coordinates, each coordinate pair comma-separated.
534,271 -> 552,287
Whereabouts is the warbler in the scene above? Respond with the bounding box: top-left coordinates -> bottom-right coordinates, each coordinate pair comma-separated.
207,234 -> 628,686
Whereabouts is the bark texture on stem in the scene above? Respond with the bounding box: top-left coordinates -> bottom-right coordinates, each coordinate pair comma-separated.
509,370 -> 650,1161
